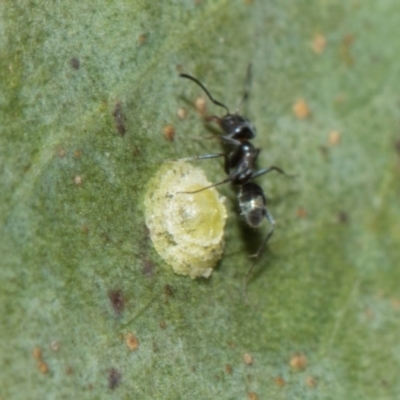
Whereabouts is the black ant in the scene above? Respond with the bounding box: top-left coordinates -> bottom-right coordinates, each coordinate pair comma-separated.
179,65 -> 292,280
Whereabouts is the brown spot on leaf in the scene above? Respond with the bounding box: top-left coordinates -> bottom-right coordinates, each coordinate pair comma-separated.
126,332 -> 139,351
312,34 -> 327,54
138,34 -> 147,44
247,392 -> 258,400
290,353 -> 307,370
32,346 -> 49,374
328,130 -> 341,146
163,124 -> 175,141
296,207 -> 307,218
243,353 -> 253,366
37,360 -> 49,374
275,376 -> 286,387
32,347 -> 42,360
225,364 -> 233,374
108,289 -> 125,315
293,99 -> 310,119
65,366 -> 73,375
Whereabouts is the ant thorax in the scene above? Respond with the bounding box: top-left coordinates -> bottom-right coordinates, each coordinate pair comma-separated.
225,141 -> 258,184
220,114 -> 256,140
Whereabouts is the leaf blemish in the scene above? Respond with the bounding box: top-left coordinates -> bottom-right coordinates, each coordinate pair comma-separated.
290,353 -> 307,370
163,124 -> 175,141
164,284 -> 174,302
338,211 -> 349,224
108,289 -> 125,315
69,57 -> 80,70
138,34 -> 147,44
243,353 -> 254,365
113,102 -> 126,136
108,368 -> 121,389
275,376 -> 285,387
126,332 -> 139,351
293,99 -> 311,119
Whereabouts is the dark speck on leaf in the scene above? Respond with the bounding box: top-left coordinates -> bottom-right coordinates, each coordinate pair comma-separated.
108,289 -> 125,314
164,284 -> 174,300
113,102 -> 126,136
70,57 -> 80,69
338,211 -> 349,224
108,368 -> 121,389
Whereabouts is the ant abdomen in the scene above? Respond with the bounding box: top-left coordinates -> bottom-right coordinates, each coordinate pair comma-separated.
238,182 -> 267,228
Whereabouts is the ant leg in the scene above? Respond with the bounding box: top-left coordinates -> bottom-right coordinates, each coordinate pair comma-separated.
179,153 -> 225,162
251,166 -> 296,180
249,209 -> 275,259
177,174 -> 235,195
243,209 -> 275,298
219,135 -> 241,146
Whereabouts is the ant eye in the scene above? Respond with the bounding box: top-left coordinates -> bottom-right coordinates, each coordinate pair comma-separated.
144,161 -> 227,278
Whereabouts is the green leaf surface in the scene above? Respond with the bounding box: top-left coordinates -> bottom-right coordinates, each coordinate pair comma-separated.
1,1 -> 400,399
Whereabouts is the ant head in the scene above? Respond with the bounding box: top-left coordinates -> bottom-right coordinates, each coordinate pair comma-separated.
220,114 -> 256,141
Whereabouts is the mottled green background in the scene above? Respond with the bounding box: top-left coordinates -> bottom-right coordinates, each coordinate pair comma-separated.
1,1 -> 400,399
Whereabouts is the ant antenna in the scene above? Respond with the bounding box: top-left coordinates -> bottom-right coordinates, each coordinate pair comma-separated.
235,63 -> 252,114
180,73 -> 230,115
